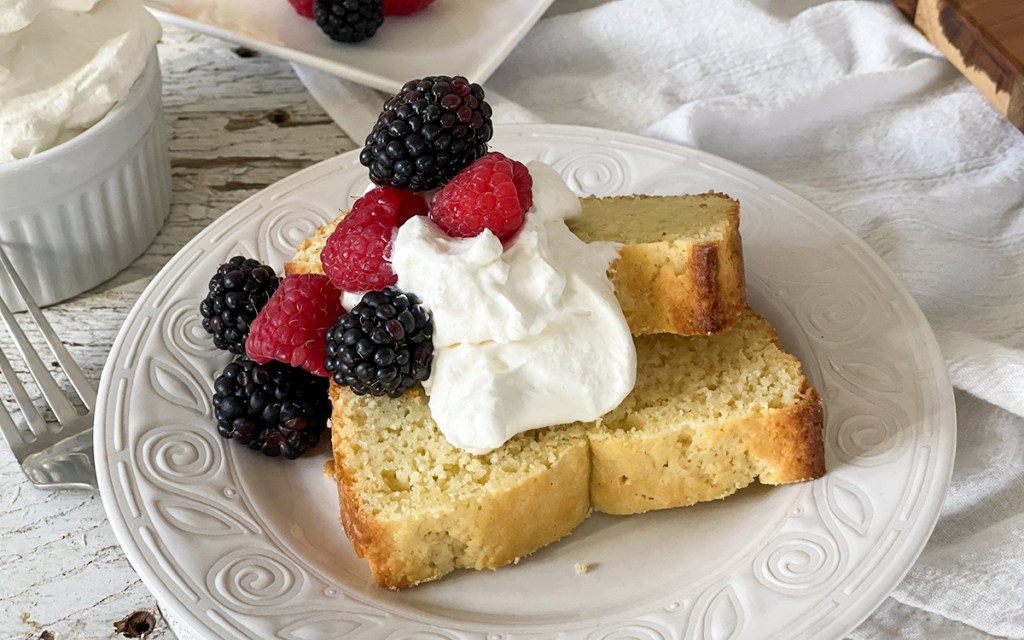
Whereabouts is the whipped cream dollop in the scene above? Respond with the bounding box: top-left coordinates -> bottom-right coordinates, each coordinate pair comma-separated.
391,162 -> 636,454
0,0 -> 161,163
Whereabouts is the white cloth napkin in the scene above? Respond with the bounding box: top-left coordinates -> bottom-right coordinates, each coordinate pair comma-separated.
294,1 -> 1024,637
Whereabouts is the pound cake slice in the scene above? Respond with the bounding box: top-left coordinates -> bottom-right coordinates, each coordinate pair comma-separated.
588,308 -> 824,515
570,192 -> 744,335
330,386 -> 590,589
329,307 -> 824,588
286,192 -> 745,336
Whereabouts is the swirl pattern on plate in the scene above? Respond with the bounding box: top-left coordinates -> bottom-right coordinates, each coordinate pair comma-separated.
139,425 -> 220,484
553,149 -> 630,195
753,532 -> 841,595
208,549 -> 304,610
829,404 -> 907,466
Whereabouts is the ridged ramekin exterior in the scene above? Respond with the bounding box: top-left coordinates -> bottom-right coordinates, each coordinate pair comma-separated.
0,52 -> 171,307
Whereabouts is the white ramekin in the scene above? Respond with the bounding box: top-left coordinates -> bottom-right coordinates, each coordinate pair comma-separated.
0,51 -> 171,307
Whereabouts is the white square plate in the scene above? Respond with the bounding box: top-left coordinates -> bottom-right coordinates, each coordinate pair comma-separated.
144,0 -> 555,92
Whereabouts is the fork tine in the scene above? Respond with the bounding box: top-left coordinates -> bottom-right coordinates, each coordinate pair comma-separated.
0,377 -> 28,454
0,334 -> 52,440
0,245 -> 94,413
0,280 -> 78,425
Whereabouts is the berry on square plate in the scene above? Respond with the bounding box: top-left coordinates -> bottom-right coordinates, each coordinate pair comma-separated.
288,0 -> 315,19
314,0 -> 384,43
383,0 -> 433,15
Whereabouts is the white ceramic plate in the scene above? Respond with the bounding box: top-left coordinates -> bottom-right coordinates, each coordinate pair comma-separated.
144,0 -> 554,93
96,124 -> 955,640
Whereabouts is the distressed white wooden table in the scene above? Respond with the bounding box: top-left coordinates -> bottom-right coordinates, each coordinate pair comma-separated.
0,24 -> 354,639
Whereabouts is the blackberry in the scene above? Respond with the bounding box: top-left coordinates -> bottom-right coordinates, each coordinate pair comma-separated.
324,287 -> 433,397
212,355 -> 331,459
359,75 -> 493,192
314,0 -> 384,43
200,256 -> 280,354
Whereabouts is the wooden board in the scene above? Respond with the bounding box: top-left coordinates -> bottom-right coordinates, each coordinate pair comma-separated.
893,0 -> 1024,132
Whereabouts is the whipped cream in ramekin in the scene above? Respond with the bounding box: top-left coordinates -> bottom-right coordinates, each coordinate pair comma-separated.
391,162 -> 636,454
0,0 -> 161,163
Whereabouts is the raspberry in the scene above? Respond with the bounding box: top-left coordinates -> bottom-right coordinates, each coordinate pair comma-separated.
288,0 -> 314,19
351,184 -> 427,223
320,186 -> 427,292
383,0 -> 433,15
245,274 -> 344,377
428,152 -> 533,240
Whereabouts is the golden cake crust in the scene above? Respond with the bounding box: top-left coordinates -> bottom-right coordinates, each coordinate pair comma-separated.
588,390 -> 824,514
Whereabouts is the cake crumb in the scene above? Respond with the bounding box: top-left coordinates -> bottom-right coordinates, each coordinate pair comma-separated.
574,563 -> 589,574
323,459 -> 337,480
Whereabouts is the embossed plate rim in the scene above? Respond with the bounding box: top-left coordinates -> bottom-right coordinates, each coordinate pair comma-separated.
95,124 -> 956,640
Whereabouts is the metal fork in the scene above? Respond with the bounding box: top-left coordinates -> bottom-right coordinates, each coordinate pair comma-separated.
0,245 -> 97,490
